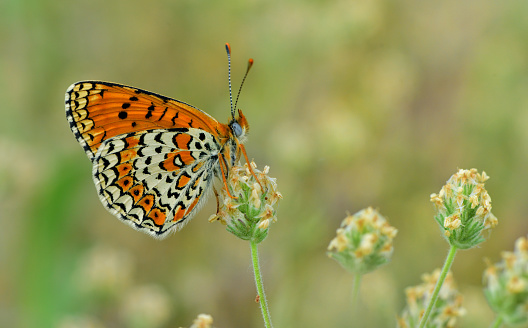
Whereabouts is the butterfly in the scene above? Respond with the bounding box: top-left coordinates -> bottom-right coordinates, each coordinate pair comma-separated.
65,44 -> 255,239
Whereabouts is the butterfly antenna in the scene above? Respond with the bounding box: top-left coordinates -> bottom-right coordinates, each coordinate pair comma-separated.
234,58 -> 254,113
225,43 -> 235,119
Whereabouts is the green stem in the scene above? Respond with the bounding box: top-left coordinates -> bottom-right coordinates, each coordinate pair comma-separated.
351,274 -> 362,309
251,241 -> 273,328
490,314 -> 503,328
418,245 -> 458,328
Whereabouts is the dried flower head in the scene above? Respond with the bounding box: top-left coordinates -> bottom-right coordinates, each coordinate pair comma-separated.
484,235 -> 528,325
209,162 -> 282,244
327,207 -> 397,275
430,169 -> 497,249
189,314 -> 214,328
74,245 -> 134,298
120,285 -> 171,328
397,269 -> 466,328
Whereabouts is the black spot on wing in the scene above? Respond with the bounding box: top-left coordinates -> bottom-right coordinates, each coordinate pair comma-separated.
158,107 -> 168,121
171,112 -> 179,125
154,132 -> 163,144
107,141 -> 115,154
167,188 -> 180,198
113,200 -> 127,212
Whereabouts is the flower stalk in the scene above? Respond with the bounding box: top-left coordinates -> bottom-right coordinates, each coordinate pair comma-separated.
413,168 -> 496,327
328,207 -> 397,311
418,245 -> 458,328
210,162 -> 281,328
251,241 -> 273,328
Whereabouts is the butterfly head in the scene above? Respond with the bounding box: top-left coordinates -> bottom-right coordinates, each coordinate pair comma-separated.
230,109 -> 249,143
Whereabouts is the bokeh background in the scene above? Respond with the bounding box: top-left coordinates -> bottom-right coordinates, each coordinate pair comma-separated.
2,0 -> 528,327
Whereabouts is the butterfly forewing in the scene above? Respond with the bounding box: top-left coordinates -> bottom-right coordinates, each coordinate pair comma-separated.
65,81 -> 229,160
92,128 -> 222,238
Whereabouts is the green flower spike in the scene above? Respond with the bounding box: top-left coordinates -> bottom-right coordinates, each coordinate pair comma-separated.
327,207 -> 397,307
430,168 -> 497,249
210,161 -> 282,244
484,235 -> 528,327
327,207 -> 398,275
397,269 -> 466,328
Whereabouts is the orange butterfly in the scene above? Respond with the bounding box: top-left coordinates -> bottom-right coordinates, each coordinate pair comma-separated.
65,44 -> 254,238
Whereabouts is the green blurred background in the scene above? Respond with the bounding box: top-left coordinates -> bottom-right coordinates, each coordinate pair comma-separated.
2,0 -> 528,327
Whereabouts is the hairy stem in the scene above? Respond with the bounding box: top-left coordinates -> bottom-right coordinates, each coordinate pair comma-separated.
251,241 -> 273,328
490,314 -> 503,328
419,245 -> 458,328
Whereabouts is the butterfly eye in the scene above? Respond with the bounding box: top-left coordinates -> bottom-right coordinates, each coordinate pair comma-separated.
230,121 -> 243,137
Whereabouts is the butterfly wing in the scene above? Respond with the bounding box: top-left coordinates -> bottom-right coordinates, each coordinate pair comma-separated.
93,127 -> 222,238
65,81 -> 230,160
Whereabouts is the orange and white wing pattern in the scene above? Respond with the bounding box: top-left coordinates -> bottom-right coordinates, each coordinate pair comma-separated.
65,81 -> 238,238
92,128 -> 221,238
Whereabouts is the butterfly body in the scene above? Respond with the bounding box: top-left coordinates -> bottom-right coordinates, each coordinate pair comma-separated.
66,81 -> 249,238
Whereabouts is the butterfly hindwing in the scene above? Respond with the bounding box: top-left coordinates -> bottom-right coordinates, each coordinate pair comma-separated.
92,128 -> 222,238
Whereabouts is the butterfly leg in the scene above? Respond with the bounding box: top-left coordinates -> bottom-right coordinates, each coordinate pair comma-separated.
218,153 -> 238,199
213,186 -> 220,215
237,142 -> 263,189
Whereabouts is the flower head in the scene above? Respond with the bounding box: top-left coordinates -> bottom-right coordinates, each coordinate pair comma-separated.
484,235 -> 528,325
74,245 -> 134,298
430,169 -> 497,249
327,207 -> 397,275
189,314 -> 214,328
209,162 -> 282,244
120,285 -> 171,328
397,269 -> 466,328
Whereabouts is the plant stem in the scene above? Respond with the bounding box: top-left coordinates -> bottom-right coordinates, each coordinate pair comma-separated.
490,314 -> 503,328
251,241 -> 273,328
352,274 -> 362,309
418,245 -> 458,328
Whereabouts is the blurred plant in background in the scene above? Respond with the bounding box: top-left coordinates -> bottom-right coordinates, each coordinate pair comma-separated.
73,245 -> 134,300
188,314 -> 214,328
328,207 -> 397,274
327,207 -> 397,303
58,245 -> 172,328
397,269 -> 465,328
484,235 -> 528,327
